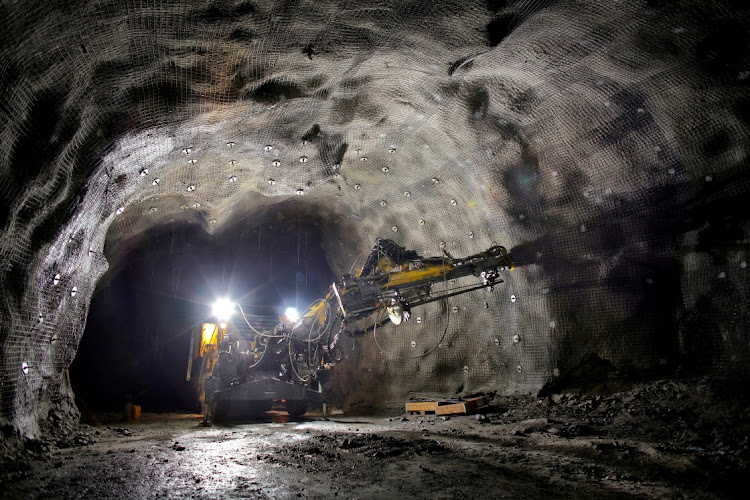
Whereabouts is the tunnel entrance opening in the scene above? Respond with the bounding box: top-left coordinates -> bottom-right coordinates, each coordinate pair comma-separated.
70,199 -> 337,419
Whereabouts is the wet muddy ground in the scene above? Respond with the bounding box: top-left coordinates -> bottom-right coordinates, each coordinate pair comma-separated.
2,378 -> 748,499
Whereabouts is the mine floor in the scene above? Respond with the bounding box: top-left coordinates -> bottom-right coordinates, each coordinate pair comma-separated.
1,378 -> 748,499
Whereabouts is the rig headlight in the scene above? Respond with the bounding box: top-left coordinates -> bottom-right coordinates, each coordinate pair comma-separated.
283,307 -> 300,323
212,298 -> 234,322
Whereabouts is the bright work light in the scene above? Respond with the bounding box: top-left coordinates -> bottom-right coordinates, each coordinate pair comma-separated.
212,298 -> 234,322
284,307 -> 299,323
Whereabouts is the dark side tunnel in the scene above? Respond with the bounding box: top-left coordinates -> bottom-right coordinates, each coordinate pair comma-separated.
70,201 -> 337,415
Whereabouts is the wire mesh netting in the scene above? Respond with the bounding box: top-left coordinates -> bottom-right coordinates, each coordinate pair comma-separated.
1,0 -> 749,437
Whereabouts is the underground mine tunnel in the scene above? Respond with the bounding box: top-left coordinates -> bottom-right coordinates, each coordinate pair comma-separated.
1,0 -> 749,498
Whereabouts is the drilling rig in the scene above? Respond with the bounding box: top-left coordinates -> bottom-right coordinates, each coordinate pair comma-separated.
187,238 -> 514,421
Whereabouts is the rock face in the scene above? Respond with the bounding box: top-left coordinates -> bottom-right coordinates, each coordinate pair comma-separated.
1,0 -> 749,438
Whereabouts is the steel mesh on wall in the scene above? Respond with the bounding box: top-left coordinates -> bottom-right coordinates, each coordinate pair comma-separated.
1,0 -> 749,436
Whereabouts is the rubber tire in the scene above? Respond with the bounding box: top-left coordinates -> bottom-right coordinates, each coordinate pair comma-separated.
286,400 -> 309,417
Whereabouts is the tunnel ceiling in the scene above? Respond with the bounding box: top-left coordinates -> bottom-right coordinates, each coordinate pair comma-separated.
2,0 -> 750,438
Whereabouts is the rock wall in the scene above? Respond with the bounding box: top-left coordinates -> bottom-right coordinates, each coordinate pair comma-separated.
1,0 -> 749,438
